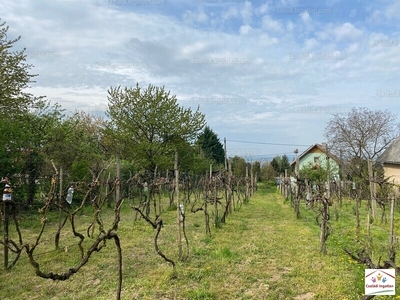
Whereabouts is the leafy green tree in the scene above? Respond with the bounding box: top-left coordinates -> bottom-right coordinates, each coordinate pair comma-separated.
300,158 -> 339,186
67,111 -> 107,181
43,111 -> 107,180
231,156 -> 247,177
252,161 -> 261,181
270,156 -> 280,175
196,126 -> 225,165
260,162 -> 277,181
300,163 -> 328,185
0,21 -> 39,118
0,21 -> 57,204
281,155 -> 290,172
270,155 -> 291,175
106,83 -> 206,171
0,99 -> 65,204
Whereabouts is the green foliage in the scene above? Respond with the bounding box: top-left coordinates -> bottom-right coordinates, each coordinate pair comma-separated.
252,161 -> 261,181
230,156 -> 247,177
106,83 -> 206,170
0,21 -> 51,183
299,157 -> 339,185
270,154 -> 291,175
196,126 -> 225,165
300,162 -> 328,184
188,150 -> 213,175
0,21 -> 38,118
260,162 -> 277,181
44,111 -> 105,174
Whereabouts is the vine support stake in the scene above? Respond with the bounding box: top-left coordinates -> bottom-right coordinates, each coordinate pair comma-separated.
56,165 -> 63,249
175,151 -> 183,260
116,154 -> 121,204
3,182 -> 12,270
3,202 -> 9,270
389,193 -> 395,261
367,159 -> 377,219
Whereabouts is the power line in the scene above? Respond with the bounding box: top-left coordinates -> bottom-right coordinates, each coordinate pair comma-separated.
226,139 -> 310,147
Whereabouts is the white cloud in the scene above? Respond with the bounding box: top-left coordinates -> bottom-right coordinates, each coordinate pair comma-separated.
300,11 -> 311,24
241,1 -> 253,24
286,21 -> 295,32
315,22 -> 363,43
256,2 -> 269,15
262,15 -> 284,33
333,22 -> 363,41
222,6 -> 239,21
239,25 -> 253,35
183,7 -> 209,25
385,2 -> 400,20
302,38 -> 319,51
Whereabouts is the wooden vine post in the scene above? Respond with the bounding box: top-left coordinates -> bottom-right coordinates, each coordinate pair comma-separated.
320,152 -> 331,254
245,165 -> 249,200
175,151 -> 183,260
338,149 -> 343,206
212,165 -> 218,227
294,149 -> 300,218
250,164 -> 254,197
389,192 -> 395,261
229,158 -> 234,212
56,165 -> 63,249
2,201 -> 9,270
116,154 -> 121,203
367,159 -> 377,219
284,169 -> 288,199
355,189 -> 360,234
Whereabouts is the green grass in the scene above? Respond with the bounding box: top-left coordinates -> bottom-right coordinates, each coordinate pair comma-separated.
0,183 -> 399,299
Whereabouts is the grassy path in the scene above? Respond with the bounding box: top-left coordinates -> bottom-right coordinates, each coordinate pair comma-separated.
192,185 -> 363,300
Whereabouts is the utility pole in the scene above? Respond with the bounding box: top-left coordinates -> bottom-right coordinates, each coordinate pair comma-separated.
224,138 -> 227,171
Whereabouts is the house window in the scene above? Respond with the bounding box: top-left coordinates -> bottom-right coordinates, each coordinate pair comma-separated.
314,156 -> 320,164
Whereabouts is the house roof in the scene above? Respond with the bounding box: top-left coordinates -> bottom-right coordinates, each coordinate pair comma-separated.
290,143 -> 340,166
377,137 -> 400,164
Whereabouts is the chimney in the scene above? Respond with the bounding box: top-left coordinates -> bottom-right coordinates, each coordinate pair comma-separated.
321,142 -> 327,152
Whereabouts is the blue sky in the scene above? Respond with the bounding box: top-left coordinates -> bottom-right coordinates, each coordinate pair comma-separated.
3,0 -> 400,162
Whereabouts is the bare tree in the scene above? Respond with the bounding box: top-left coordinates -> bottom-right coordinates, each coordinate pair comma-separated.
324,107 -> 400,160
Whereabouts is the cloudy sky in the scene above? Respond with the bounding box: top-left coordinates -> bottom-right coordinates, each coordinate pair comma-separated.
3,0 -> 400,161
